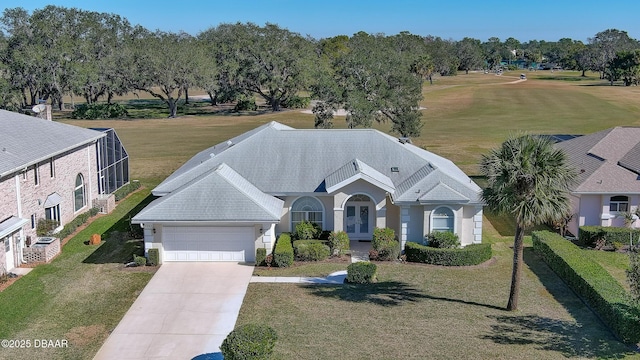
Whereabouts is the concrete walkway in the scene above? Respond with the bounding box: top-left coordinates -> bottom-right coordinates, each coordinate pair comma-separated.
93,262 -> 254,360
250,270 -> 347,284
349,241 -> 371,262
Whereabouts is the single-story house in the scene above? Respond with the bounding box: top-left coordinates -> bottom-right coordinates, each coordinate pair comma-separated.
0,109 -> 129,273
554,126 -> 640,235
132,122 -> 483,263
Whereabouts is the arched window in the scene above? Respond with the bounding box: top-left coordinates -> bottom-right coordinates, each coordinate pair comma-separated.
291,197 -> 323,230
610,196 -> 629,212
432,207 -> 454,233
74,174 -> 86,211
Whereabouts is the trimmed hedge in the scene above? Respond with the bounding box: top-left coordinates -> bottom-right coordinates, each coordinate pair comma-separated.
273,233 -> 294,267
256,248 -> 266,266
293,240 -> 330,261
346,262 -> 377,283
578,226 -> 640,248
220,323 -> 278,360
425,231 -> 460,249
147,248 -> 159,266
405,242 -> 492,266
114,181 -> 141,201
532,230 -> 640,344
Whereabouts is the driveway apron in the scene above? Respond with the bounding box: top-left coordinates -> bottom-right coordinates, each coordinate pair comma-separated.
93,262 -> 254,359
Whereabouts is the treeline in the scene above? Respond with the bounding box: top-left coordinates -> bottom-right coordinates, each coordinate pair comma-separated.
1,6 -> 639,136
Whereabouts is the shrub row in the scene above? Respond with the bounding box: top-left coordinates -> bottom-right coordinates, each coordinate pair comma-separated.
37,207 -> 100,239
114,181 -> 141,201
293,240 -> 330,261
532,230 -> 640,344
273,233 -> 294,267
346,262 -> 377,283
71,102 -> 128,119
578,226 -> 640,248
221,323 -> 278,360
404,242 -> 492,266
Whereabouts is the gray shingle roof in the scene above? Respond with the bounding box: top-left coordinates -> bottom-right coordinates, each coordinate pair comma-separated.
132,163 -> 284,223
325,159 -> 395,193
554,127 -> 640,193
0,110 -> 104,178
153,122 -> 482,205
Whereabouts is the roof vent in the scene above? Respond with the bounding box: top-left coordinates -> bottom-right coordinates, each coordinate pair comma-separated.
226,140 -> 234,147
391,167 -> 399,173
398,137 -> 412,144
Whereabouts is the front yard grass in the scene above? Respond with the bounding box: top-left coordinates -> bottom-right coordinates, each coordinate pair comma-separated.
0,188 -> 155,360
238,238 -> 639,359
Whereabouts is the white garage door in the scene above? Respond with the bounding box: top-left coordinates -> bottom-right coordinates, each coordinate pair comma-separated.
163,226 -> 255,262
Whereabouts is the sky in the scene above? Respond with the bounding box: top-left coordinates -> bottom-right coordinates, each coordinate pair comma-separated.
2,0 -> 640,43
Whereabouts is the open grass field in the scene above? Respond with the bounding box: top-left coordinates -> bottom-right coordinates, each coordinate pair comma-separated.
61,70 -> 640,182
44,70 -> 640,358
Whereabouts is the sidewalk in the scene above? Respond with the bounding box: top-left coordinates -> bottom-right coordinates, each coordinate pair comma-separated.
250,270 -> 346,284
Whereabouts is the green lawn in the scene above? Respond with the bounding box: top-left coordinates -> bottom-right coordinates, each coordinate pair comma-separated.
239,239 -> 639,359
0,189 -> 155,360
37,71 -> 640,358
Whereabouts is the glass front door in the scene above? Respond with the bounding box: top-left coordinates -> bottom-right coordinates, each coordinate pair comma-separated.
345,203 -> 371,239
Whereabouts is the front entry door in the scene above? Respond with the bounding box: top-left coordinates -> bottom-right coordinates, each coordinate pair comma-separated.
345,203 -> 371,240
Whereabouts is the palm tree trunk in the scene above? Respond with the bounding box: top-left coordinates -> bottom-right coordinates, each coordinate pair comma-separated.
507,224 -> 525,311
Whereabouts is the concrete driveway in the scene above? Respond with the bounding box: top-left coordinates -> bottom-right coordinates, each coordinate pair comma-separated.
94,262 -> 254,360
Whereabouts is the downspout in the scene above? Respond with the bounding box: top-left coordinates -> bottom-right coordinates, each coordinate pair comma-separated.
15,174 -> 26,264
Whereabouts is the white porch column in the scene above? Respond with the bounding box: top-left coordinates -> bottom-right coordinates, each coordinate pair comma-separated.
473,206 -> 483,244
400,206 -> 410,250
262,223 -> 276,253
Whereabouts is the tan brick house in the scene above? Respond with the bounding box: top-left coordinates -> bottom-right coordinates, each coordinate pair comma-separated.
0,110 -> 128,273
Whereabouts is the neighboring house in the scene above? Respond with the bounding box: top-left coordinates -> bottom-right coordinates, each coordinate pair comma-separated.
554,127 -> 640,236
0,110 -> 129,273
132,122 -> 483,263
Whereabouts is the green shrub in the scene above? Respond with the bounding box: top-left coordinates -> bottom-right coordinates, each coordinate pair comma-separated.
71,103 -> 128,119
328,231 -> 350,256
282,96 -> 310,109
578,226 -> 640,248
133,255 -> 147,267
372,227 -> 400,261
220,323 -> 278,360
629,246 -> 640,305
294,221 -> 320,240
405,242 -> 492,266
256,248 -> 266,266
36,218 -> 59,236
293,240 -> 330,261
273,233 -> 294,267
346,262 -> 377,283
532,230 -> 640,344
114,181 -> 141,201
147,248 -> 159,266
426,231 -> 460,249
233,94 -> 257,111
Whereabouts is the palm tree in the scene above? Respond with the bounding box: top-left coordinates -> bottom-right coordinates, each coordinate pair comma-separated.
480,134 -> 576,311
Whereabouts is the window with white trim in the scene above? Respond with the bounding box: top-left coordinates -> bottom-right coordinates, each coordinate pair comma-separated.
610,196 -> 629,212
291,197 -> 323,230
432,207 -> 454,232
45,204 -> 61,224
74,173 -> 86,211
